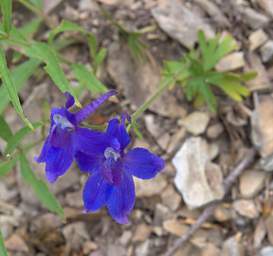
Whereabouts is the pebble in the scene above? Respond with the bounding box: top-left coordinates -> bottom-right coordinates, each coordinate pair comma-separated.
265,215 -> 273,245
260,40 -> 273,63
233,199 -> 259,219
260,246 -> 273,256
239,169 -> 266,197
216,52 -> 245,71
161,185 -> 181,211
207,123 -> 224,139
181,111 -> 210,135
132,224 -> 152,242
163,219 -> 188,236
257,0 -> 273,18
173,137 -> 224,209
222,235 -> 245,256
5,234 -> 29,252
240,7 -> 270,29
249,29 -> 268,51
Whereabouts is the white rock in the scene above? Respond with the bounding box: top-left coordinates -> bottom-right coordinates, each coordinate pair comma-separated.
260,247 -> 273,256
181,112 -> 210,135
207,123 -> 224,139
172,137 -> 224,208
249,29 -> 268,51
260,40 -> 273,63
233,199 -> 259,219
216,52 -> 245,71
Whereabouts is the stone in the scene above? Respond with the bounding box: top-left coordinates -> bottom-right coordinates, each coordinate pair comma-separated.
265,215 -> 273,245
233,199 -> 259,219
166,127 -> 187,154
254,219 -> 267,249
135,240 -> 150,256
216,52 -> 245,72
151,0 -> 214,49
240,7 -> 270,29
239,169 -> 266,197
83,241 -> 98,254
222,235 -> 245,256
135,175 -> 167,197
260,41 -> 273,63
132,224 -> 152,242
5,234 -> 29,252
247,53 -> 271,91
207,123 -> 224,139
201,243 -> 221,256
107,43 -> 184,117
249,29 -> 268,51
173,137 -> 224,208
119,231 -> 132,245
214,205 -> 232,222
181,112 -> 210,135
251,95 -> 273,170
163,219 -> 188,236
161,185 -> 181,211
260,247 -> 273,256
257,0 -> 273,18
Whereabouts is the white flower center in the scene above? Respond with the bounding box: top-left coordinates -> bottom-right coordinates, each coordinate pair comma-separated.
53,114 -> 74,130
104,147 -> 120,161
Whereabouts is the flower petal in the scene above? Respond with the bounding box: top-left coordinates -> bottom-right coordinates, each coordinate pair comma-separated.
74,151 -> 101,172
35,137 -> 50,163
64,92 -> 75,109
73,127 -> 109,155
123,148 -> 165,179
106,173 -> 135,224
75,90 -> 116,123
45,146 -> 73,183
106,118 -> 130,150
83,172 -> 112,212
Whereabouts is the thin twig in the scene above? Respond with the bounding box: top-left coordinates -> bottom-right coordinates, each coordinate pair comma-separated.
164,148 -> 257,256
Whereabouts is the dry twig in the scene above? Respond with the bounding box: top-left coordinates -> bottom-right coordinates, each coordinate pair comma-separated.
164,148 -> 257,256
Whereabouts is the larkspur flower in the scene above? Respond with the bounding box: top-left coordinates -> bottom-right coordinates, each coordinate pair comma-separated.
36,90 -> 116,183
76,116 -> 165,224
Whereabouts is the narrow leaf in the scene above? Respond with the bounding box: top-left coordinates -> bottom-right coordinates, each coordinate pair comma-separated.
0,115 -> 12,141
0,58 -> 40,113
0,0 -> 12,33
5,122 -> 41,154
0,229 -> 8,256
19,154 -> 64,218
0,158 -> 16,177
0,48 -> 33,129
72,63 -> 107,94
18,17 -> 42,39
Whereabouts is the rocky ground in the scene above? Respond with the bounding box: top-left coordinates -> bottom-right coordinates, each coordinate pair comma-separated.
1,0 -> 273,255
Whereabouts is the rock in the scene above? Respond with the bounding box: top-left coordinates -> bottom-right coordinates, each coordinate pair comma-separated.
119,231 -> 132,245
83,241 -> 98,254
265,215 -> 273,245
254,219 -> 267,248
151,0 -> 214,49
106,244 -> 127,256
207,123 -> 224,139
260,41 -> 273,63
173,137 -> 224,208
161,185 -> 181,211
65,190 -> 82,208
216,52 -> 245,72
233,199 -> 259,219
193,0 -> 230,27
154,203 -> 170,224
166,127 -> 187,154
201,243 -> 221,256
260,247 -> 273,256
163,219 -> 188,236
214,205 -> 232,222
33,213 -> 62,230
5,234 -> 29,252
247,53 -> 271,91
181,112 -> 210,135
257,0 -> 273,18
135,240 -> 150,256
249,29 -> 268,51
62,222 -> 89,250
107,43 -> 184,117
240,7 -> 270,29
251,95 -> 273,170
222,235 -> 245,256
239,169 -> 266,197
132,224 -> 152,242
134,175 -> 167,197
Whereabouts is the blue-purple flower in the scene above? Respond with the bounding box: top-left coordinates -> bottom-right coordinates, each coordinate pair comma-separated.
36,91 -> 116,182
76,116 -> 165,224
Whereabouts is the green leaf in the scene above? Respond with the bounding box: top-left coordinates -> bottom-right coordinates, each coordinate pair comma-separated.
0,229 -> 8,256
5,122 -> 41,154
0,158 -> 16,177
72,63 -> 107,94
18,17 -> 42,39
48,20 -> 85,44
127,32 -> 146,62
29,0 -> 43,10
0,115 -> 12,141
0,58 -> 40,113
87,33 -> 98,60
0,0 -> 12,33
0,48 -> 33,129
25,42 -> 79,104
19,154 -> 64,218
95,48 -> 107,67
199,82 -> 217,112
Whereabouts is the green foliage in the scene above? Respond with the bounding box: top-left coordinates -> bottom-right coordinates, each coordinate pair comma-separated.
163,31 -> 255,111
0,158 -> 16,177
0,0 -> 12,34
0,229 -> 8,256
0,48 -> 33,128
19,154 -> 64,218
0,115 -> 12,141
126,32 -> 147,62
